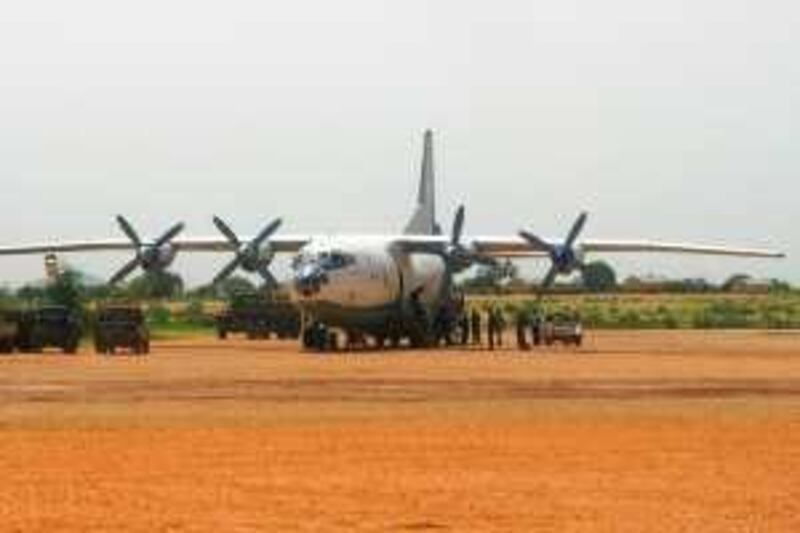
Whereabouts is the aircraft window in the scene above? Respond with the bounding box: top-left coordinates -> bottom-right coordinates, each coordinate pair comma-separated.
321,251 -> 355,270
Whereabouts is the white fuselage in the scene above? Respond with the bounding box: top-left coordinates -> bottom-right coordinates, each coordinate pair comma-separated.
289,236 -> 447,331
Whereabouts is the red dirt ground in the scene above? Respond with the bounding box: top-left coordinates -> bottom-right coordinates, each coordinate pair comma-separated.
0,330 -> 798,532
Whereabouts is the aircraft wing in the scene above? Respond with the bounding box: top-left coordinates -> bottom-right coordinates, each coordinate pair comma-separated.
392,235 -> 551,257
392,235 -> 784,259
0,234 -> 783,259
0,235 -> 312,256
580,240 -> 786,258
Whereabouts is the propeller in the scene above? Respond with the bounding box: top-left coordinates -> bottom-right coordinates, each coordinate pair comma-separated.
519,211 -> 588,292
110,216 -> 185,285
212,216 -> 283,288
443,205 -> 497,273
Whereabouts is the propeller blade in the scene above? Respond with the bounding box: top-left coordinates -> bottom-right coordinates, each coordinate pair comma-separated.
109,257 -> 142,285
540,264 -> 559,290
451,205 -> 465,246
213,256 -> 244,285
116,215 -> 141,247
154,222 -> 185,248
519,230 -> 556,254
251,218 -> 283,249
212,216 -> 240,247
565,212 -> 588,248
258,265 -> 279,289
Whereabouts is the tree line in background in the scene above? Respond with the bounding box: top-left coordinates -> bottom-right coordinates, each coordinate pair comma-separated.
461,259 -> 794,295
0,261 -> 794,311
1,265 -> 796,332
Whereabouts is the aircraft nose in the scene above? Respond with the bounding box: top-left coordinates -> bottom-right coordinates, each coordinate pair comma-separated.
293,263 -> 328,297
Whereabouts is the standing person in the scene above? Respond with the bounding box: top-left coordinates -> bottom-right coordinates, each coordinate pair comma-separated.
487,307 -> 496,351
531,312 -> 542,347
470,307 -> 482,345
493,306 -> 505,348
516,310 -> 529,350
459,312 -> 469,345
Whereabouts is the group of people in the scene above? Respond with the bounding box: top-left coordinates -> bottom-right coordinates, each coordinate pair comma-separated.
455,304 -> 566,351
455,305 -> 508,350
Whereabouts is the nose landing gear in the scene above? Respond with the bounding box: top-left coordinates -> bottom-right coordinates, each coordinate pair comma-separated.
302,321 -> 338,352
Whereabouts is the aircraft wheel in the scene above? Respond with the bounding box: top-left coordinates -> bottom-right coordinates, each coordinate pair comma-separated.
373,334 -> 386,350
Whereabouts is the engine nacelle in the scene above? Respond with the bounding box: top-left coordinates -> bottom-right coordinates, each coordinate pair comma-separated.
240,243 -> 275,273
141,243 -> 178,272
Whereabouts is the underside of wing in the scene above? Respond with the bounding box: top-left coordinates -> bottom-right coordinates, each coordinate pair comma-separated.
0,235 -> 312,256
0,240 -> 136,255
392,235 -> 785,260
582,240 -> 785,258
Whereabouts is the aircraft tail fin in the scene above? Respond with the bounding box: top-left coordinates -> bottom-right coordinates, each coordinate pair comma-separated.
403,129 -> 440,235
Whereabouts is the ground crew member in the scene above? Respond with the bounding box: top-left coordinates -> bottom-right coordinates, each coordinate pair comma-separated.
516,311 -> 529,350
487,307 -> 496,351
531,313 -> 542,347
459,312 -> 469,345
470,308 -> 482,345
493,306 -> 505,348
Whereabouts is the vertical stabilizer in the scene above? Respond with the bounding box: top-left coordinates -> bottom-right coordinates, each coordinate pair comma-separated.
403,129 -> 440,235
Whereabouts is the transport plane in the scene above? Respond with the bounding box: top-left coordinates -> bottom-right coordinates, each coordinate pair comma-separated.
0,131 -> 784,347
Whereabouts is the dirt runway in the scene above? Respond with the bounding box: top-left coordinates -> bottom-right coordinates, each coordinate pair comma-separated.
1,331 -> 799,532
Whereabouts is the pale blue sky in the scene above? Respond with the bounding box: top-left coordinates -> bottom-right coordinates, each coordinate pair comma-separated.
0,0 -> 795,286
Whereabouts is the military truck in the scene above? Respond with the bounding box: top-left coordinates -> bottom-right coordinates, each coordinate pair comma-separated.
0,310 -> 21,353
18,305 -> 82,354
216,292 -> 301,340
94,305 -> 150,355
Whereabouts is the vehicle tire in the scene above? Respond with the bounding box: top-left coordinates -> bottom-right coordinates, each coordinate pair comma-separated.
218,328 -> 227,340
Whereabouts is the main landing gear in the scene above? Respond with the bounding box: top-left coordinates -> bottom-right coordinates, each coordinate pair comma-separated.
302,321 -> 404,353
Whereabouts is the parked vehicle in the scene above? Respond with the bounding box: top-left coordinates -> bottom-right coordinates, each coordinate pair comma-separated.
0,310 -> 21,353
541,312 -> 583,347
216,292 -> 301,340
94,305 -> 150,355
18,305 -> 82,354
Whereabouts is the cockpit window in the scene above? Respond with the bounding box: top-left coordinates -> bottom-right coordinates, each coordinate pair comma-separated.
321,251 -> 355,270
292,250 -> 355,271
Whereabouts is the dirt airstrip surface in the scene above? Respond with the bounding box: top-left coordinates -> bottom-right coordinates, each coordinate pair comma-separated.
0,330 -> 799,532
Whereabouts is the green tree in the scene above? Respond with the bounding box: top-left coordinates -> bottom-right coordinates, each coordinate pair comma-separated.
45,269 -> 86,310
188,276 -> 258,300
721,273 -> 751,292
462,260 -> 519,291
581,261 -> 617,293
127,271 -> 184,299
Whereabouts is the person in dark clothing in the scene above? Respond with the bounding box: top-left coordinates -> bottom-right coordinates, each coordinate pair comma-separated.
516,311 -> 530,350
531,313 -> 542,347
470,308 -> 482,345
459,312 -> 469,345
493,306 -> 505,348
487,307 -> 496,351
